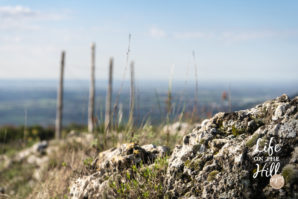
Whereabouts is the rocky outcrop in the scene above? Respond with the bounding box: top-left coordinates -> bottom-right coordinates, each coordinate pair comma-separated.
165,94 -> 297,199
68,95 -> 297,199
69,143 -> 169,199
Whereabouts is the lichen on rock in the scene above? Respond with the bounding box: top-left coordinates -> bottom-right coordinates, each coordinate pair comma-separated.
69,95 -> 297,199
165,94 -> 297,199
69,143 -> 169,199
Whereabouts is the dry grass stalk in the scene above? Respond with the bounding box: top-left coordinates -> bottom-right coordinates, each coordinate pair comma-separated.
228,84 -> 232,112
155,89 -> 162,120
128,61 -> 135,130
192,50 -> 199,122
118,103 -> 123,126
113,34 -> 132,127
23,107 -> 27,140
166,65 -> 174,144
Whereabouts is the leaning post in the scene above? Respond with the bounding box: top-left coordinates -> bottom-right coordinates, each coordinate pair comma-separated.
104,58 -> 113,144
55,51 -> 65,139
88,43 -> 96,133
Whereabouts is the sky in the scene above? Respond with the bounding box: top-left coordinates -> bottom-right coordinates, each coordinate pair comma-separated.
0,0 -> 298,83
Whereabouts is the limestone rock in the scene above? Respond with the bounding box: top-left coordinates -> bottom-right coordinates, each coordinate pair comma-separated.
0,155 -> 11,171
68,95 -> 297,199
69,143 -> 169,199
165,94 -> 297,199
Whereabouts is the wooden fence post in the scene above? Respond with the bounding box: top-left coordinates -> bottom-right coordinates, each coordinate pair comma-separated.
55,51 -> 65,139
105,58 -> 113,135
88,43 -> 96,133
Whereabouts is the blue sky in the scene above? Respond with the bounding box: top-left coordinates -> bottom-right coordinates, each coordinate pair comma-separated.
0,0 -> 297,82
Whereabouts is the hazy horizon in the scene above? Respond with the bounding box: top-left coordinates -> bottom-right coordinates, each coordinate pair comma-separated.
0,79 -> 296,126
0,78 -> 297,91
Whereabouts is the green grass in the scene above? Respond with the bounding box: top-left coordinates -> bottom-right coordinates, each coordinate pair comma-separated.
0,107 -> 200,198
109,156 -> 168,198
0,162 -> 35,198
0,139 -> 37,157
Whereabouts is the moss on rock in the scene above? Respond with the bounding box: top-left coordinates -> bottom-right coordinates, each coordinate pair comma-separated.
282,164 -> 298,184
207,170 -> 219,182
246,133 -> 259,147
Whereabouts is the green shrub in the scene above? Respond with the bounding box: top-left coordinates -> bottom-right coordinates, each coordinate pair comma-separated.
0,125 -> 54,143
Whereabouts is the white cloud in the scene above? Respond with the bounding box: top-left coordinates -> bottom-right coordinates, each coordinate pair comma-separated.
0,5 -> 65,30
0,35 -> 23,43
0,5 -> 36,19
150,27 -> 167,38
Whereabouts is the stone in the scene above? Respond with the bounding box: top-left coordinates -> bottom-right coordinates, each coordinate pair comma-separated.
165,95 -> 297,199
69,143 -> 169,199
0,187 -> 4,194
68,95 -> 297,199
37,140 -> 48,154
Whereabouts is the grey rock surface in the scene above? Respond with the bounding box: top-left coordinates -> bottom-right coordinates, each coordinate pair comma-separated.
69,143 -> 169,199
165,94 -> 298,199
69,95 -> 297,199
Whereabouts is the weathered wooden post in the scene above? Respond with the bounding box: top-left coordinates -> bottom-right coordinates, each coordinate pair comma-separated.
128,61 -> 135,129
88,43 -> 96,133
55,51 -> 65,139
105,58 -> 113,135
